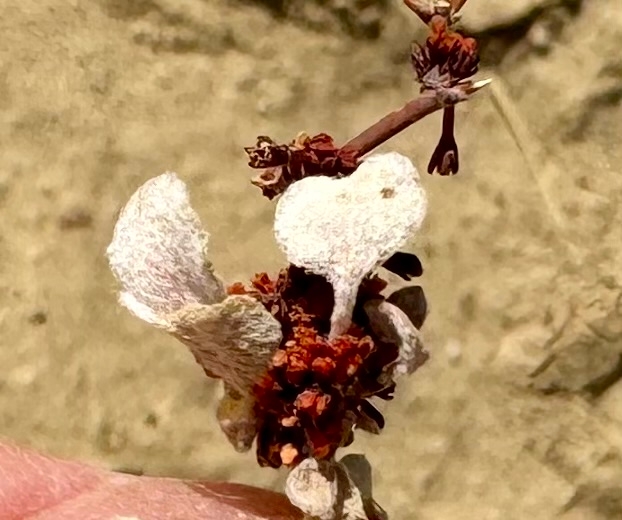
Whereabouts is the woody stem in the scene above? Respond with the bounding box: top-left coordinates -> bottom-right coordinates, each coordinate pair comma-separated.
339,92 -> 444,160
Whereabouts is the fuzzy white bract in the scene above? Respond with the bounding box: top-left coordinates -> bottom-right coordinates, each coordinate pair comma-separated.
274,152 -> 427,337
106,172 -> 281,395
107,172 -> 226,325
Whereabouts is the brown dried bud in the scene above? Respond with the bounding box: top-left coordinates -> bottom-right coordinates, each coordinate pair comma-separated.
245,133 -> 357,199
411,15 -> 479,90
244,136 -> 291,168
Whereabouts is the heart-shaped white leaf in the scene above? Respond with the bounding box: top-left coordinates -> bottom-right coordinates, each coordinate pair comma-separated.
274,152 -> 427,337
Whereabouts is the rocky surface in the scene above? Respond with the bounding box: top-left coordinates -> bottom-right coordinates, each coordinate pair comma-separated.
1,0 -> 621,518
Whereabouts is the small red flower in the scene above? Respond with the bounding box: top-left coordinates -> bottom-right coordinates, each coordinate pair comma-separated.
295,389 -> 331,419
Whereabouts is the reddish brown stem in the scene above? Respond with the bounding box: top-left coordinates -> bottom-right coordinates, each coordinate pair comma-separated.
339,93 -> 443,160
443,104 -> 455,133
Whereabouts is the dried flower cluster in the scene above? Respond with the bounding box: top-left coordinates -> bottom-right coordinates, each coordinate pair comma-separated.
230,267 -> 407,468
411,15 -> 479,91
108,151 -> 428,462
245,133 -> 358,200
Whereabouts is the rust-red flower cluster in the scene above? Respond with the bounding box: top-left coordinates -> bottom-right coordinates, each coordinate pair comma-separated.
228,266 -> 400,468
244,133 -> 358,200
411,15 -> 479,90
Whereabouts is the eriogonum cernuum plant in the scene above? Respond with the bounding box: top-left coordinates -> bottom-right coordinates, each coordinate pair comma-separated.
108,1 -> 486,518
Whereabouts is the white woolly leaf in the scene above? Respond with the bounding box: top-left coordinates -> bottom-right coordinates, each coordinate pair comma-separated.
107,173 -> 282,394
274,152 -> 427,337
166,295 -> 282,395
107,172 -> 225,326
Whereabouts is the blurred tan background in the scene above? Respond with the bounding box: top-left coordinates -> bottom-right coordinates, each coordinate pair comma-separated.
1,0 -> 622,518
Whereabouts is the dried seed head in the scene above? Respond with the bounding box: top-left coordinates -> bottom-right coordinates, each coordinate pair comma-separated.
244,136 -> 291,169
253,313 -> 380,467
274,152 -> 427,337
107,173 -> 282,396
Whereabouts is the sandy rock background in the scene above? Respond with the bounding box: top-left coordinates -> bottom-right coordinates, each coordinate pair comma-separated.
1,0 -> 621,518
